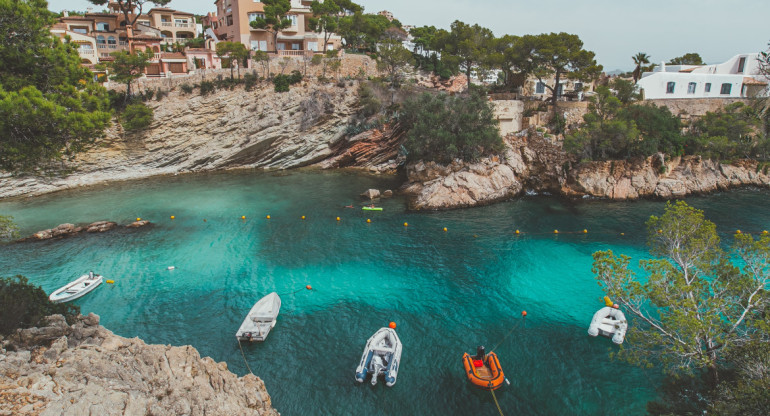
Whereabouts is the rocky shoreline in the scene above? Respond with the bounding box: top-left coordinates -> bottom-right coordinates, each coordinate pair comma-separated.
0,314 -> 279,416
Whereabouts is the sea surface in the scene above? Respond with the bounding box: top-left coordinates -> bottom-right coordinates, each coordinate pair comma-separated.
2,170 -> 769,415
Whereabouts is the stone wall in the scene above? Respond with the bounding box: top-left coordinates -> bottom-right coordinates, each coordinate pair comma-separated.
492,100 -> 525,136
643,97 -> 749,119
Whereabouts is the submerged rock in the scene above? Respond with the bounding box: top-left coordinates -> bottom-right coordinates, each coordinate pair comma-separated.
85,221 -> 118,233
360,189 -> 381,200
126,220 -> 151,228
1,314 -> 279,416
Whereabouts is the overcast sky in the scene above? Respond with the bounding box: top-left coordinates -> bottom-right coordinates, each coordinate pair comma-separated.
48,0 -> 770,71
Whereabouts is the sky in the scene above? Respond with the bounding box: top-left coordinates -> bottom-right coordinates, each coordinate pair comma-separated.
48,0 -> 770,71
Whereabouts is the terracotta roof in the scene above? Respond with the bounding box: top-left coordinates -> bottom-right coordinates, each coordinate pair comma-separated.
51,23 -> 68,29
678,67 -> 697,73
743,77 -> 768,86
148,7 -> 194,16
60,16 -> 94,21
99,56 -> 115,61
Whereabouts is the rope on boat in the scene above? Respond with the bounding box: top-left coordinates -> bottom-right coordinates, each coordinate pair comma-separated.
488,314 -> 526,354
237,339 -> 255,376
490,387 -> 505,416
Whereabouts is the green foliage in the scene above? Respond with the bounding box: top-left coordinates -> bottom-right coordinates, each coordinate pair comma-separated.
592,201 -> 770,379
0,215 -> 19,240
309,0 -> 361,52
529,32 -> 602,105
709,341 -> 770,415
686,102 -> 767,160
0,0 -> 111,171
400,88 -> 504,163
180,83 -> 194,94
252,50 -> 270,78
668,52 -> 705,65
356,83 -> 382,118
199,80 -> 215,95
0,275 -> 80,337
272,70 -> 302,92
108,50 -> 152,96
376,39 -> 414,87
88,0 -> 171,27
338,12 -> 400,52
216,41 -> 249,79
631,52 -> 650,84
121,102 -> 153,132
243,71 -> 259,91
431,21 -> 494,83
249,0 -> 292,50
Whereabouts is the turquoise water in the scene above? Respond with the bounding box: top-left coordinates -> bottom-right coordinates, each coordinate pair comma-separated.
2,170 -> 770,415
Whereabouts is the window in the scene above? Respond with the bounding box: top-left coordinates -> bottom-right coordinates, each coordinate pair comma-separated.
307,41 -> 318,52
705,83 -> 711,93
277,43 -> 286,50
248,12 -> 265,22
72,27 -> 88,34
78,44 -> 93,50
687,82 -> 696,94
226,15 -> 233,26
291,43 -> 300,50
666,81 -> 675,94
107,36 -> 116,45
96,22 -> 109,31
175,19 -> 188,27
574,82 -> 583,91
720,83 -> 732,95
288,15 -> 297,26
96,35 -> 106,45
250,40 -> 267,51
737,57 -> 746,73
535,81 -> 545,94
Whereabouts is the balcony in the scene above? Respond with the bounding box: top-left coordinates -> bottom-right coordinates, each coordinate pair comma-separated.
161,22 -> 173,27
175,22 -> 194,28
276,50 -> 311,57
97,44 -> 118,49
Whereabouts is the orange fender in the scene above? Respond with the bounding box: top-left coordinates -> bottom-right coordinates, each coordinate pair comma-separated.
462,352 -> 505,390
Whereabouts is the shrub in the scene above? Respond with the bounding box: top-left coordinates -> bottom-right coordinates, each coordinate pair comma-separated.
0,275 -> 80,336
180,83 -> 194,94
400,88 -> 504,163
154,88 -> 167,101
272,71 -> 303,93
243,72 -> 258,91
121,102 -> 154,131
199,80 -> 215,95
0,215 -> 19,240
357,83 -> 382,118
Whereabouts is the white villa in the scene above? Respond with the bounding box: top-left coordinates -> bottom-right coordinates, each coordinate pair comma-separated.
637,53 -> 768,99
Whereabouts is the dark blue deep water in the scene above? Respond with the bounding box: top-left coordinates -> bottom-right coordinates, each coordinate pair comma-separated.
2,170 -> 769,415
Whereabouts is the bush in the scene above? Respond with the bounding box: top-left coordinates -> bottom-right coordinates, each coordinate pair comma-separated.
180,83 -> 194,94
0,275 -> 80,336
243,71 -> 258,91
400,88 -> 504,163
199,80 -> 215,95
0,215 -> 19,240
121,102 -> 154,131
272,70 -> 303,93
357,83 -> 382,118
154,88 -> 167,101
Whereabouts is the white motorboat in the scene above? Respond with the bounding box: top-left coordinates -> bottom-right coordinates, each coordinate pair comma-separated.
48,272 -> 103,303
587,306 -> 628,345
355,327 -> 402,387
236,292 -> 281,342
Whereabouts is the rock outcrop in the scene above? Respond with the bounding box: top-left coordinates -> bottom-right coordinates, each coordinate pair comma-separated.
19,220 -> 145,242
403,134 -> 770,210
0,80 -> 398,199
0,314 -> 279,416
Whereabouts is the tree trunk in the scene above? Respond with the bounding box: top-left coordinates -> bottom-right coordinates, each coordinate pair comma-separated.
465,61 -> 472,86
551,70 -> 561,106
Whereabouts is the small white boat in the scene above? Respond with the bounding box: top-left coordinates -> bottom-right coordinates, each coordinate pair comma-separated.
588,306 -> 628,345
236,292 -> 281,342
48,272 -> 103,303
355,327 -> 402,387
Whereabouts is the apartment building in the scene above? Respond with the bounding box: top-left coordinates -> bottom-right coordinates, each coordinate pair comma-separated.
210,0 -> 341,55
147,8 -> 199,45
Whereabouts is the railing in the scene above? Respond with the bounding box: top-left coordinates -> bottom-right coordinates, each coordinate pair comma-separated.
161,22 -> 173,27
276,50 -> 310,57
175,23 -> 194,28
119,41 -> 128,46
78,49 -> 96,56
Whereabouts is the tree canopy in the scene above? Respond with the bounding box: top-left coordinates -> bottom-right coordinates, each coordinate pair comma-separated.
592,201 -> 770,381
668,52 -> 705,65
432,21 -> 495,84
308,0 -> 361,52
0,0 -> 110,171
529,32 -> 602,105
249,0 -> 292,52
108,50 -> 151,96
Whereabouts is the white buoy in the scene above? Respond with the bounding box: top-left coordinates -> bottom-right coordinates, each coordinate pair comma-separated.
167,266 -> 175,270
505,378 -> 511,386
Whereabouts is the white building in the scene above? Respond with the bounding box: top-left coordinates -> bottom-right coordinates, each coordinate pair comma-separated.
637,53 -> 768,99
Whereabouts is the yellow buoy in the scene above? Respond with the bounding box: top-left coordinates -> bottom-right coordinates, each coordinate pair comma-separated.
515,230 -> 520,234
170,215 -> 175,220
241,216 -> 246,220
603,296 -> 613,307
266,215 -> 271,219
554,230 -> 559,234
336,217 -> 341,221
136,218 -> 141,221
583,229 -> 587,234
403,222 -> 408,227
106,280 -> 114,284
443,227 -> 447,232
657,229 -> 663,234
620,232 -> 625,236
301,215 -> 306,220
367,219 -> 371,223
763,230 -> 769,235
736,229 -> 742,234
474,234 -> 478,238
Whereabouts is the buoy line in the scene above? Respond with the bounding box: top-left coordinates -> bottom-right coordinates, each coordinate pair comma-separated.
490,387 -> 505,416
488,311 -> 527,355
237,339 -> 255,376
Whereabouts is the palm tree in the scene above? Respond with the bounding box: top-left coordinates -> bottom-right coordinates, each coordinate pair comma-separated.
632,52 -> 650,84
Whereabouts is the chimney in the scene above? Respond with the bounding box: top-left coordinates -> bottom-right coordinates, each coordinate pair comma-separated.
63,10 -> 69,17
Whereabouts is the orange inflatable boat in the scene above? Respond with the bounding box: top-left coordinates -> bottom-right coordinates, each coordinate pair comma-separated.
462,346 -> 505,390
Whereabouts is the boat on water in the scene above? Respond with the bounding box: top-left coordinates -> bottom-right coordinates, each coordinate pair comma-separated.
362,206 -> 383,211
236,292 -> 281,342
462,346 -> 505,390
48,272 -> 103,303
355,327 -> 402,386
587,305 -> 627,345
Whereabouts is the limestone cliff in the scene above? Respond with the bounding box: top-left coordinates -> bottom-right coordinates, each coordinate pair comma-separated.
0,314 -> 279,416
0,80 -> 397,199
402,134 -> 770,210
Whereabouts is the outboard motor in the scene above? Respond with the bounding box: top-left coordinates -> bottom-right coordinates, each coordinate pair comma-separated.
476,345 -> 486,360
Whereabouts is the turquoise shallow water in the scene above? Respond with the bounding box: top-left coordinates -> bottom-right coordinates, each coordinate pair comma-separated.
2,170 -> 770,415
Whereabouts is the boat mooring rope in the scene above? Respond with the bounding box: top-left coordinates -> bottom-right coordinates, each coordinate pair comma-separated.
237,339 -> 255,376
490,388 -> 504,416
488,314 -> 526,354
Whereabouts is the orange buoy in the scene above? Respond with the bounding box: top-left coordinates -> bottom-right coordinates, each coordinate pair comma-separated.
306,285 -> 312,290
462,351 -> 505,391
203,219 -> 207,222
522,311 -> 527,317
389,322 -> 396,329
